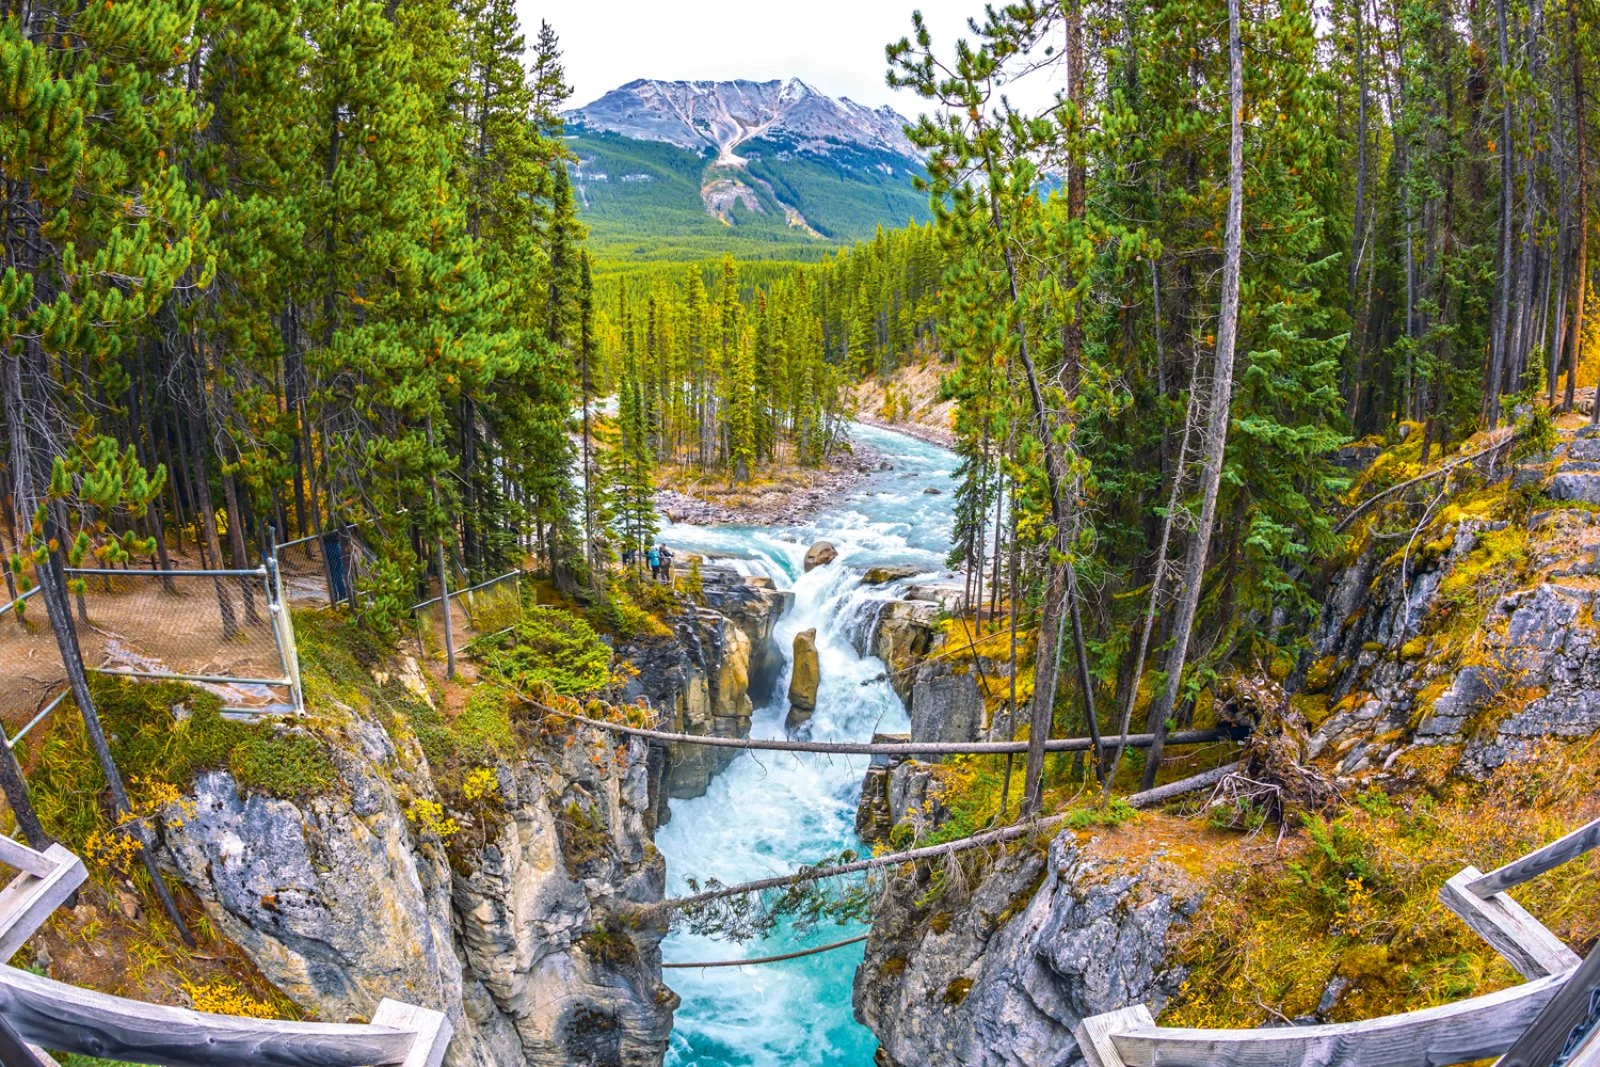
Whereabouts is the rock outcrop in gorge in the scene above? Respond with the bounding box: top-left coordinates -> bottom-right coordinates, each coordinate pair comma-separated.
862,583 -> 991,748
856,827 -> 1203,1067
617,558 -> 790,819
161,654 -> 676,1067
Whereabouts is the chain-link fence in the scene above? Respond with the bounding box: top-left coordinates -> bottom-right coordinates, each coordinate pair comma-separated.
0,588 -> 65,743
0,563 -> 303,724
275,526 -> 367,609
412,569 -> 525,665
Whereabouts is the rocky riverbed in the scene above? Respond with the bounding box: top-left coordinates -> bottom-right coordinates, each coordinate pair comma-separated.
655,442 -> 890,526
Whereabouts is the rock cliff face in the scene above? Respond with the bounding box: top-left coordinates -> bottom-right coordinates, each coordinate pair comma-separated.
618,559 -> 790,821
1302,430 -> 1600,780
864,591 -> 991,747
162,685 -> 674,1067
855,829 -> 1200,1067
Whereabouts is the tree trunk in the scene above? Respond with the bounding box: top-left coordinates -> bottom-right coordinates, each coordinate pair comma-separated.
1572,0 -> 1591,421
1488,0 -> 1515,426
182,384 -> 238,640
1142,0 -> 1246,790
220,467 -> 259,624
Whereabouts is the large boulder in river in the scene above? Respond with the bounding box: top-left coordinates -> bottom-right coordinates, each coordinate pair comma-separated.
804,541 -> 838,571
862,566 -> 920,586
787,629 -> 820,728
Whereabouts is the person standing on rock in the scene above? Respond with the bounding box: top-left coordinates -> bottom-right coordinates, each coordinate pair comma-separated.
659,544 -> 675,584
647,543 -> 662,581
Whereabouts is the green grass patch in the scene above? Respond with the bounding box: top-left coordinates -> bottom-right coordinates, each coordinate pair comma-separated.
471,606 -> 616,697
19,675 -> 335,853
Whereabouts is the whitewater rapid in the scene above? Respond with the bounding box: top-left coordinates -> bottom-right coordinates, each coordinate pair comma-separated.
655,423 -> 958,1067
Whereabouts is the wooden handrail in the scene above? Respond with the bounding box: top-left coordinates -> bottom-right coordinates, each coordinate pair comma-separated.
0,843 -> 86,964
547,705 -> 1240,756
0,1011 -> 54,1067
1078,968 -> 1572,1067
1439,866 -> 1582,980
1467,817 -> 1600,899
1494,942 -> 1600,1067
0,964 -> 421,1067
0,838 -> 56,880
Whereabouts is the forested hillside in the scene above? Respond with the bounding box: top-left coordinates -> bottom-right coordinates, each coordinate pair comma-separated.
1,0 -> 598,626
888,0 -> 1598,804
565,78 -> 932,261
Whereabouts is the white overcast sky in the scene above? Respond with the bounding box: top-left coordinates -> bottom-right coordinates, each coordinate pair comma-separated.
522,0 -> 1069,117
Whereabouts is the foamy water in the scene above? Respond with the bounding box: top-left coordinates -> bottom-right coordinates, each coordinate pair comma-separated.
656,424 -> 957,1067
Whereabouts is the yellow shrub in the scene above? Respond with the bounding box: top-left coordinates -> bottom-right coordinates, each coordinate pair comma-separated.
407,798 -> 460,842
462,767 -> 500,803
182,978 -> 278,1019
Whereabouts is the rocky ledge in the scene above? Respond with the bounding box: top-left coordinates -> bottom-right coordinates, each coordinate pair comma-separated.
859,583 -> 996,749
617,558 -> 791,820
856,823 -> 1203,1067
162,676 -> 674,1067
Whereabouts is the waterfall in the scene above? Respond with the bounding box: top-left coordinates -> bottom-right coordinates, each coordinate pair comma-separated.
655,424 -> 957,1067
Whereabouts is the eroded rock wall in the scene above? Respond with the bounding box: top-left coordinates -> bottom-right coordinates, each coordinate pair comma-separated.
865,592 -> 996,748
617,561 -> 790,815
855,830 -> 1199,1067
1303,430 -> 1600,779
163,698 -> 674,1067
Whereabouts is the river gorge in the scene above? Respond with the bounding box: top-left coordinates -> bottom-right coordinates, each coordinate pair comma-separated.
655,423 -> 958,1066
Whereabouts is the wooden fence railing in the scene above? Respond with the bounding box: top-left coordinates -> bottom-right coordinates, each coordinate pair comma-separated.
1078,815 -> 1600,1067
0,834 -> 451,1067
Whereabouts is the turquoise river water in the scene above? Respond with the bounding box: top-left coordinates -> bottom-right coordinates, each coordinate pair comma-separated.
655,423 -> 958,1067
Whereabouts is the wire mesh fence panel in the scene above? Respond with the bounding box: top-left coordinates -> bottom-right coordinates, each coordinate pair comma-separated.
0,591 -> 70,740
414,571 -> 524,664
275,536 -> 337,607
458,572 -> 525,638
274,527 -> 372,611
65,568 -> 293,712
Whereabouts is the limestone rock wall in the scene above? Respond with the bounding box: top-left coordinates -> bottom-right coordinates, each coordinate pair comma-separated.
617,559 -> 791,820
865,593 -> 996,748
162,699 -> 674,1067
1303,431 -> 1600,779
855,831 -> 1199,1067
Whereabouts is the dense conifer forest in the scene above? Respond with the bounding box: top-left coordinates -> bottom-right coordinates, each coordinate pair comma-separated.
3,0 -> 1597,808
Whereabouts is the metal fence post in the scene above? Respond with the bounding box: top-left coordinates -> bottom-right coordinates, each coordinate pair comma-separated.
436,541 -> 456,680
267,529 -> 306,715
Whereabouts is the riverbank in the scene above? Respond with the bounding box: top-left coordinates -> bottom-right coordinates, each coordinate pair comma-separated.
655,437 -> 888,526
848,358 -> 958,450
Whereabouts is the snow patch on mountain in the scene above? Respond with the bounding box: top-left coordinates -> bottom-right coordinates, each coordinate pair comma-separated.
565,77 -> 921,162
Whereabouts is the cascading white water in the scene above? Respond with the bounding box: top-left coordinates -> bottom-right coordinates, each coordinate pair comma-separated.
655,424 -> 958,1067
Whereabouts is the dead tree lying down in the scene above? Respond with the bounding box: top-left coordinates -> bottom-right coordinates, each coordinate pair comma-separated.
538,704 -> 1243,758
650,763 -> 1238,914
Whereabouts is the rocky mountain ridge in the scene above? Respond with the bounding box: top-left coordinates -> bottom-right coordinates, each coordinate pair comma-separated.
563,78 -> 929,256
565,78 -> 920,162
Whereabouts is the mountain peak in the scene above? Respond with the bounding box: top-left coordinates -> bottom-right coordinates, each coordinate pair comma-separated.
564,78 -> 920,161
